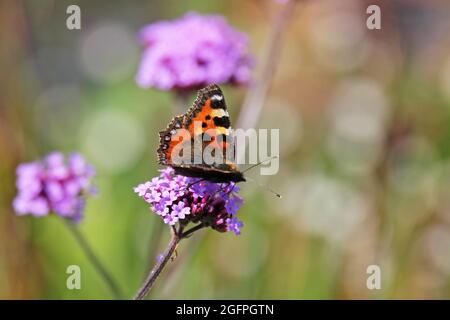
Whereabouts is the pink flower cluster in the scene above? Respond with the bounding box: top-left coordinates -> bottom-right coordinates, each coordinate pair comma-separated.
13,152 -> 96,222
134,168 -> 244,235
136,12 -> 253,91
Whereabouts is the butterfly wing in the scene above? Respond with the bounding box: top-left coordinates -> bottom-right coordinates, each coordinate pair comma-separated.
157,84 -> 244,182
157,114 -> 184,165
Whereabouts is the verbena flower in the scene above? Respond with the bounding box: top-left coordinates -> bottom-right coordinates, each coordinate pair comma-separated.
135,12 -> 253,91
134,167 -> 244,235
13,152 -> 96,222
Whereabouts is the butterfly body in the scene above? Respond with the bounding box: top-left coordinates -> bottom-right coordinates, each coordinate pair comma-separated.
157,84 -> 245,183
172,164 -> 245,183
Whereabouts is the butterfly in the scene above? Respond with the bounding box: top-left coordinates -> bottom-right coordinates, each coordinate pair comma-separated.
157,84 -> 245,183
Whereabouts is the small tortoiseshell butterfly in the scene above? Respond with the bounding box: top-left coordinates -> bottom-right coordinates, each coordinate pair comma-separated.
157,84 -> 245,183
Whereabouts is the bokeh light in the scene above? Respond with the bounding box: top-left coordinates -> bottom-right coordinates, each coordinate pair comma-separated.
80,109 -> 145,174
80,22 -> 138,84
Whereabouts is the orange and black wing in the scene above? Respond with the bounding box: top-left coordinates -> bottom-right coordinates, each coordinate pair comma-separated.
157,84 -> 244,182
157,114 -> 184,165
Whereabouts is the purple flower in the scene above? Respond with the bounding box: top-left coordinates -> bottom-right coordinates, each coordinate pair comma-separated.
163,213 -> 178,225
134,167 -> 244,235
13,152 -> 96,222
226,217 -> 244,235
134,182 -> 150,197
160,190 -> 178,206
225,194 -> 244,216
135,12 -> 253,91
172,201 -> 190,219
144,190 -> 161,203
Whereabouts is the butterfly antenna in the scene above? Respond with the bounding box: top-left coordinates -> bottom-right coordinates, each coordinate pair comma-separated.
245,176 -> 282,198
241,155 -> 279,174
185,178 -> 206,190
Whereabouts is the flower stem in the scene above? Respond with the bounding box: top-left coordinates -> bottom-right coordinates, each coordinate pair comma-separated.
134,227 -> 180,300
65,221 -> 123,299
141,221 -> 165,282
236,0 -> 298,134
181,223 -> 205,238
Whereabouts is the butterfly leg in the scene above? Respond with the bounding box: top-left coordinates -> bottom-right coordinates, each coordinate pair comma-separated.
207,182 -> 230,199
225,182 -> 236,196
171,249 -> 178,262
182,178 -> 207,193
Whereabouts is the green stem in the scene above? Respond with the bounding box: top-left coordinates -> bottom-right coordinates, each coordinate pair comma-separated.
65,220 -> 123,299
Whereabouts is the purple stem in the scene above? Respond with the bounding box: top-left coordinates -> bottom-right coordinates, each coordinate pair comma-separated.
133,222 -> 207,300
134,227 -> 180,300
181,223 -> 206,238
236,0 -> 298,133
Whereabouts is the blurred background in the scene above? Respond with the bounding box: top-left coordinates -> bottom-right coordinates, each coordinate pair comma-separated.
1,0 -> 450,299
